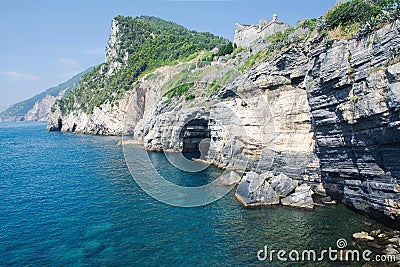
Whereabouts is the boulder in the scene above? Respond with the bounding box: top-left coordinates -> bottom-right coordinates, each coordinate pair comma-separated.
281,190 -> 314,210
312,183 -> 327,197
274,174 -> 296,197
246,172 -> 265,193
255,183 -> 280,205
369,229 -> 382,237
270,175 -> 281,189
259,171 -> 274,181
353,232 -> 374,241
218,171 -> 242,186
235,172 -> 279,206
295,183 -> 312,192
387,237 -> 400,245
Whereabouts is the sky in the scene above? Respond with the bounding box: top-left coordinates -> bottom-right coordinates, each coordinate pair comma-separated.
0,0 -> 338,112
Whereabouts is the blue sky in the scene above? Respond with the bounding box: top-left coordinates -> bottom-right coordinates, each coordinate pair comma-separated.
0,0 -> 337,111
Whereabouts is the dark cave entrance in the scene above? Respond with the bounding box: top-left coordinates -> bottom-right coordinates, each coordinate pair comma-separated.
180,119 -> 211,159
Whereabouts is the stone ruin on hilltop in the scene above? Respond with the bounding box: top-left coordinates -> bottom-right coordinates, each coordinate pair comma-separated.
234,14 -> 290,47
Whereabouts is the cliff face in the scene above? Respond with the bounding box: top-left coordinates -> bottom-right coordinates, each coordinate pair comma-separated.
47,15 -> 229,133
306,23 -> 400,225
24,90 -> 67,122
0,69 -> 89,122
244,22 -> 400,225
47,17 -> 400,226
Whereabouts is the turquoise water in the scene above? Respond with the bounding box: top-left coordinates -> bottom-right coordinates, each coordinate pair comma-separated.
0,122 -> 377,266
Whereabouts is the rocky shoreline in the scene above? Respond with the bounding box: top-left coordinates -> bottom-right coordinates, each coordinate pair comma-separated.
225,169 -> 400,263
219,170 -> 334,210
351,225 -> 400,264
48,15 -> 400,230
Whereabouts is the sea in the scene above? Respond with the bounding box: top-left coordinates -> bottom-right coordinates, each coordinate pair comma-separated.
0,122 -> 379,266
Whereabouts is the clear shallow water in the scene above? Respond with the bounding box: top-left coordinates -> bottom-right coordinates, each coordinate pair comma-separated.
0,122 -> 378,266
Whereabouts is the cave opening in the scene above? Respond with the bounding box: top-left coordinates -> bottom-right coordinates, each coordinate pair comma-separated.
57,118 -> 63,131
180,119 -> 211,159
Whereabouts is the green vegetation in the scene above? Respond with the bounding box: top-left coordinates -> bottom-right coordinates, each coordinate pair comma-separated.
300,18 -> 318,32
163,82 -> 194,102
207,82 -> 222,94
200,42 -> 235,62
214,42 -> 234,57
237,18 -> 324,73
57,16 -> 229,114
161,63 -> 227,102
161,65 -> 207,93
221,69 -> 235,84
325,0 -> 381,28
324,0 -> 399,38
201,51 -> 215,62
238,27 -> 297,73
237,0 -> 400,73
185,94 -> 196,101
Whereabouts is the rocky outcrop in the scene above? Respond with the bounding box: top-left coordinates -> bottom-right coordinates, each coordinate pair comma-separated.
281,189 -> 314,210
271,173 -> 296,197
24,91 -> 65,122
46,16 -> 400,227
235,171 -> 314,209
105,18 -> 126,76
305,23 -> 400,227
235,171 -> 280,206
47,90 -> 139,135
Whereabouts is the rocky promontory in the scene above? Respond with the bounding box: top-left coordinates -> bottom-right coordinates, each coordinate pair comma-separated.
47,11 -> 400,228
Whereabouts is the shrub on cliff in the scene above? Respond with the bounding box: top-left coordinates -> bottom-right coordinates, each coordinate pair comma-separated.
214,42 -> 234,57
325,0 -> 381,28
326,0 -> 399,29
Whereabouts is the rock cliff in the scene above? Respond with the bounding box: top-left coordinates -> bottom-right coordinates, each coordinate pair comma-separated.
47,16 -> 400,227
306,23 -> 400,226
0,69 -> 89,122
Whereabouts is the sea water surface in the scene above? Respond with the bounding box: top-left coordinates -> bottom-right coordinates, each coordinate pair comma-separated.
0,122 -> 378,266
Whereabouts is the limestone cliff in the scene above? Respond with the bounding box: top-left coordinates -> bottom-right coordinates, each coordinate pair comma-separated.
47,15 -> 229,133
306,23 -> 400,226
47,15 -> 400,227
